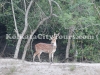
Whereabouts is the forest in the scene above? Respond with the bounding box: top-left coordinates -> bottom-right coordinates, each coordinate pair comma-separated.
0,0 -> 100,63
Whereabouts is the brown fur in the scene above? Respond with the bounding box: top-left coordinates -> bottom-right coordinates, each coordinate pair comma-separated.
33,33 -> 59,62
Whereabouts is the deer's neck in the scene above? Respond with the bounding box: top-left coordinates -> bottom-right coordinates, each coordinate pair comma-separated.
51,41 -> 56,47
53,42 -> 56,46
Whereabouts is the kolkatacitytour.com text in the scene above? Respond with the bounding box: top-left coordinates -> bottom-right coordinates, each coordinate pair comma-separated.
6,34 -> 94,40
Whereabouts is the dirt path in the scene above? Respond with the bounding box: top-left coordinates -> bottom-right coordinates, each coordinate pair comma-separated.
0,58 -> 100,75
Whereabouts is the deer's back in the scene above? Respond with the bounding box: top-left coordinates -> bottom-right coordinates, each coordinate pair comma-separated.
35,43 -> 56,53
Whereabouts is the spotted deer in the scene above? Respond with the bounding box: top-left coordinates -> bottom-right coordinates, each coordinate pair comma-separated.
33,33 -> 59,62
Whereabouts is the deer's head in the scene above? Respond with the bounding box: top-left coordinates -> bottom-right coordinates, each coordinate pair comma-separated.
51,32 -> 60,44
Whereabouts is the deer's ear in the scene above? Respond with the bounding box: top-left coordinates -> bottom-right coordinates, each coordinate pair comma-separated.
54,32 -> 56,36
57,33 -> 60,36
50,36 -> 53,40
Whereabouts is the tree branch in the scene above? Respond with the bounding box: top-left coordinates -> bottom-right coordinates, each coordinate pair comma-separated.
94,3 -> 100,17
36,2 -> 47,17
21,0 -> 34,36
48,0 -> 53,15
11,0 -> 19,37
51,0 -> 62,12
24,0 -> 27,12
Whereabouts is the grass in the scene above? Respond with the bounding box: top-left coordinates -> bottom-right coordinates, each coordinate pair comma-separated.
69,65 -> 76,71
6,66 -> 16,75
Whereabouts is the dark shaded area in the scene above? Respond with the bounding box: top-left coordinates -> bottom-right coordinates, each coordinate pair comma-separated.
95,0 -> 100,2
0,23 -> 7,57
0,23 -> 7,36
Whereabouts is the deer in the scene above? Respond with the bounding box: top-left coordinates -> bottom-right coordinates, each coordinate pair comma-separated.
33,33 -> 59,62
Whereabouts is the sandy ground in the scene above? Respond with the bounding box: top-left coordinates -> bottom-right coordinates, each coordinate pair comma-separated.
0,58 -> 100,75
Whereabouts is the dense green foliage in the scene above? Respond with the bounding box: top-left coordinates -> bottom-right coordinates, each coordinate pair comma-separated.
1,0 -> 100,62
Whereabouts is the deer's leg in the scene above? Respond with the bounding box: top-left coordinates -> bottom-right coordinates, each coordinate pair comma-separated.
37,53 -> 42,62
51,52 -> 54,62
49,53 -> 52,62
33,52 -> 38,62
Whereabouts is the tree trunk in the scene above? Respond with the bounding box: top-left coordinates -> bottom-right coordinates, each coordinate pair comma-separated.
14,0 -> 34,59
14,38 -> 22,58
65,26 -> 74,62
74,49 -> 78,62
72,39 -> 77,62
65,34 -> 71,61
22,34 -> 32,61
0,42 -> 7,57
